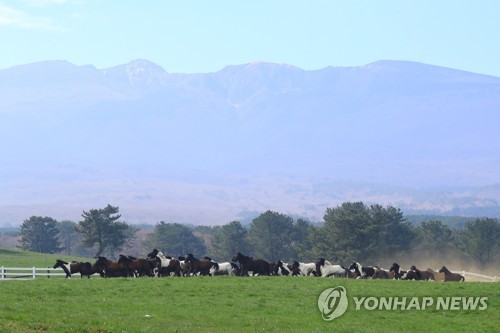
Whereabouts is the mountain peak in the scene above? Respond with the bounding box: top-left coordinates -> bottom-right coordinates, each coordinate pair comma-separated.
101,59 -> 168,89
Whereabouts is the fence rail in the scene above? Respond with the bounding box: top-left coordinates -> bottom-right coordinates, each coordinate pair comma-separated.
1,266 -> 67,280
456,270 -> 498,282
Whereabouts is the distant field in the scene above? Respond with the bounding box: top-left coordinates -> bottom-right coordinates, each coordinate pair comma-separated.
0,248 -> 89,268
0,249 -> 498,333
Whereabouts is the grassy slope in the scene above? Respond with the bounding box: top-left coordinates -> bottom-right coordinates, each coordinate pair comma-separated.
0,248 -> 90,267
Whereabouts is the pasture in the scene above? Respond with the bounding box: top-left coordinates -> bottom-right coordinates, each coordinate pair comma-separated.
0,249 -> 498,332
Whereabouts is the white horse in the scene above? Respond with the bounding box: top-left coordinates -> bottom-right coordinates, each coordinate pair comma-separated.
209,262 -> 239,276
291,260 -> 317,276
315,258 -> 349,278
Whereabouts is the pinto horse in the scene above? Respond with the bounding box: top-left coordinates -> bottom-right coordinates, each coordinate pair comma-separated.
291,260 -> 316,276
439,266 -> 465,282
315,258 -> 349,278
147,249 -> 182,276
232,252 -> 271,276
53,259 -> 96,278
348,262 -> 376,279
209,262 -> 240,276
273,260 -> 291,276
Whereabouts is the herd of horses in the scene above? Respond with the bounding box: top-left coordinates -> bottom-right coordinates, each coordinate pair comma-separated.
53,250 -> 465,282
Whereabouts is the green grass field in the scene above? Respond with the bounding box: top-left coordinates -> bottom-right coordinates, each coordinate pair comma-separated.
0,249 -> 498,333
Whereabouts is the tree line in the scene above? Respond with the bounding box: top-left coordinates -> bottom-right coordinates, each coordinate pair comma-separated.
17,202 -> 500,268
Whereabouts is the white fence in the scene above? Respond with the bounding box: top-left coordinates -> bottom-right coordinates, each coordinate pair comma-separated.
456,270 -> 498,282
1,266 -> 67,280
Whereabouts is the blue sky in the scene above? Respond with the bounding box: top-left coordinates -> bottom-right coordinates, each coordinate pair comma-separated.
1,0 -> 499,76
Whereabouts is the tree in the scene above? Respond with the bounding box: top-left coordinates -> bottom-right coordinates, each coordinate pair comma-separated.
457,218 -> 500,266
19,216 -> 62,253
76,204 -> 136,257
210,221 -> 250,260
412,220 -> 455,256
143,222 -> 206,257
289,218 -> 315,261
321,202 -> 414,263
58,220 -> 80,255
248,211 -> 295,262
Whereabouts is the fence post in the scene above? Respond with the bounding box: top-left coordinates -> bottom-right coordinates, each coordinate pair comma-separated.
1,266 -> 4,280
47,268 -> 50,278
33,267 -> 36,279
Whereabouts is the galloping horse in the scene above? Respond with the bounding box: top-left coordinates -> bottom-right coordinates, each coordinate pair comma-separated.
409,265 -> 435,281
231,252 -> 271,276
291,260 -> 317,276
147,249 -> 182,276
117,255 -> 155,277
348,262 -> 376,279
389,263 -> 403,279
273,260 -> 291,276
209,262 -> 240,276
315,258 -> 350,278
93,256 -> 128,278
439,266 -> 465,282
53,259 -> 96,278
185,253 -> 214,276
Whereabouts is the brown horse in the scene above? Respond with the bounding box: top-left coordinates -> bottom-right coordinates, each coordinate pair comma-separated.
117,255 -> 155,277
184,253 -> 214,276
94,256 -> 128,278
439,266 -> 465,282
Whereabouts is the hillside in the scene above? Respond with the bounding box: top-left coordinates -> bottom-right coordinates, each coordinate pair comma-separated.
1,60 -> 499,225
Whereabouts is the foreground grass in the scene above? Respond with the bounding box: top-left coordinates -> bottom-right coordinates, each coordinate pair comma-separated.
0,276 -> 498,333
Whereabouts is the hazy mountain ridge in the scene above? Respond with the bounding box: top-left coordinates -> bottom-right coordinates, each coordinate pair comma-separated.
1,59 -> 499,225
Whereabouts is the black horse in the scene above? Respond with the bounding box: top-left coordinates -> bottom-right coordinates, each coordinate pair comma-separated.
231,252 -> 271,276
389,263 -> 403,279
409,265 -> 435,281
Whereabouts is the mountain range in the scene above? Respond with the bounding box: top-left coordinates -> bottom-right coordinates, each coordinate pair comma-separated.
1,59 -> 499,225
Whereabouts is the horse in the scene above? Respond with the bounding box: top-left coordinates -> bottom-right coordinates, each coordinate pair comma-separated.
348,262 -> 376,279
231,252 -> 271,276
389,263 -> 403,279
185,253 -> 214,276
273,260 -> 291,276
291,260 -> 317,276
315,258 -> 350,278
93,256 -> 128,278
53,259 -> 96,278
439,266 -> 465,282
117,255 -> 155,277
409,265 -> 435,281
371,266 -> 395,279
148,250 -> 182,277
209,262 -> 240,276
